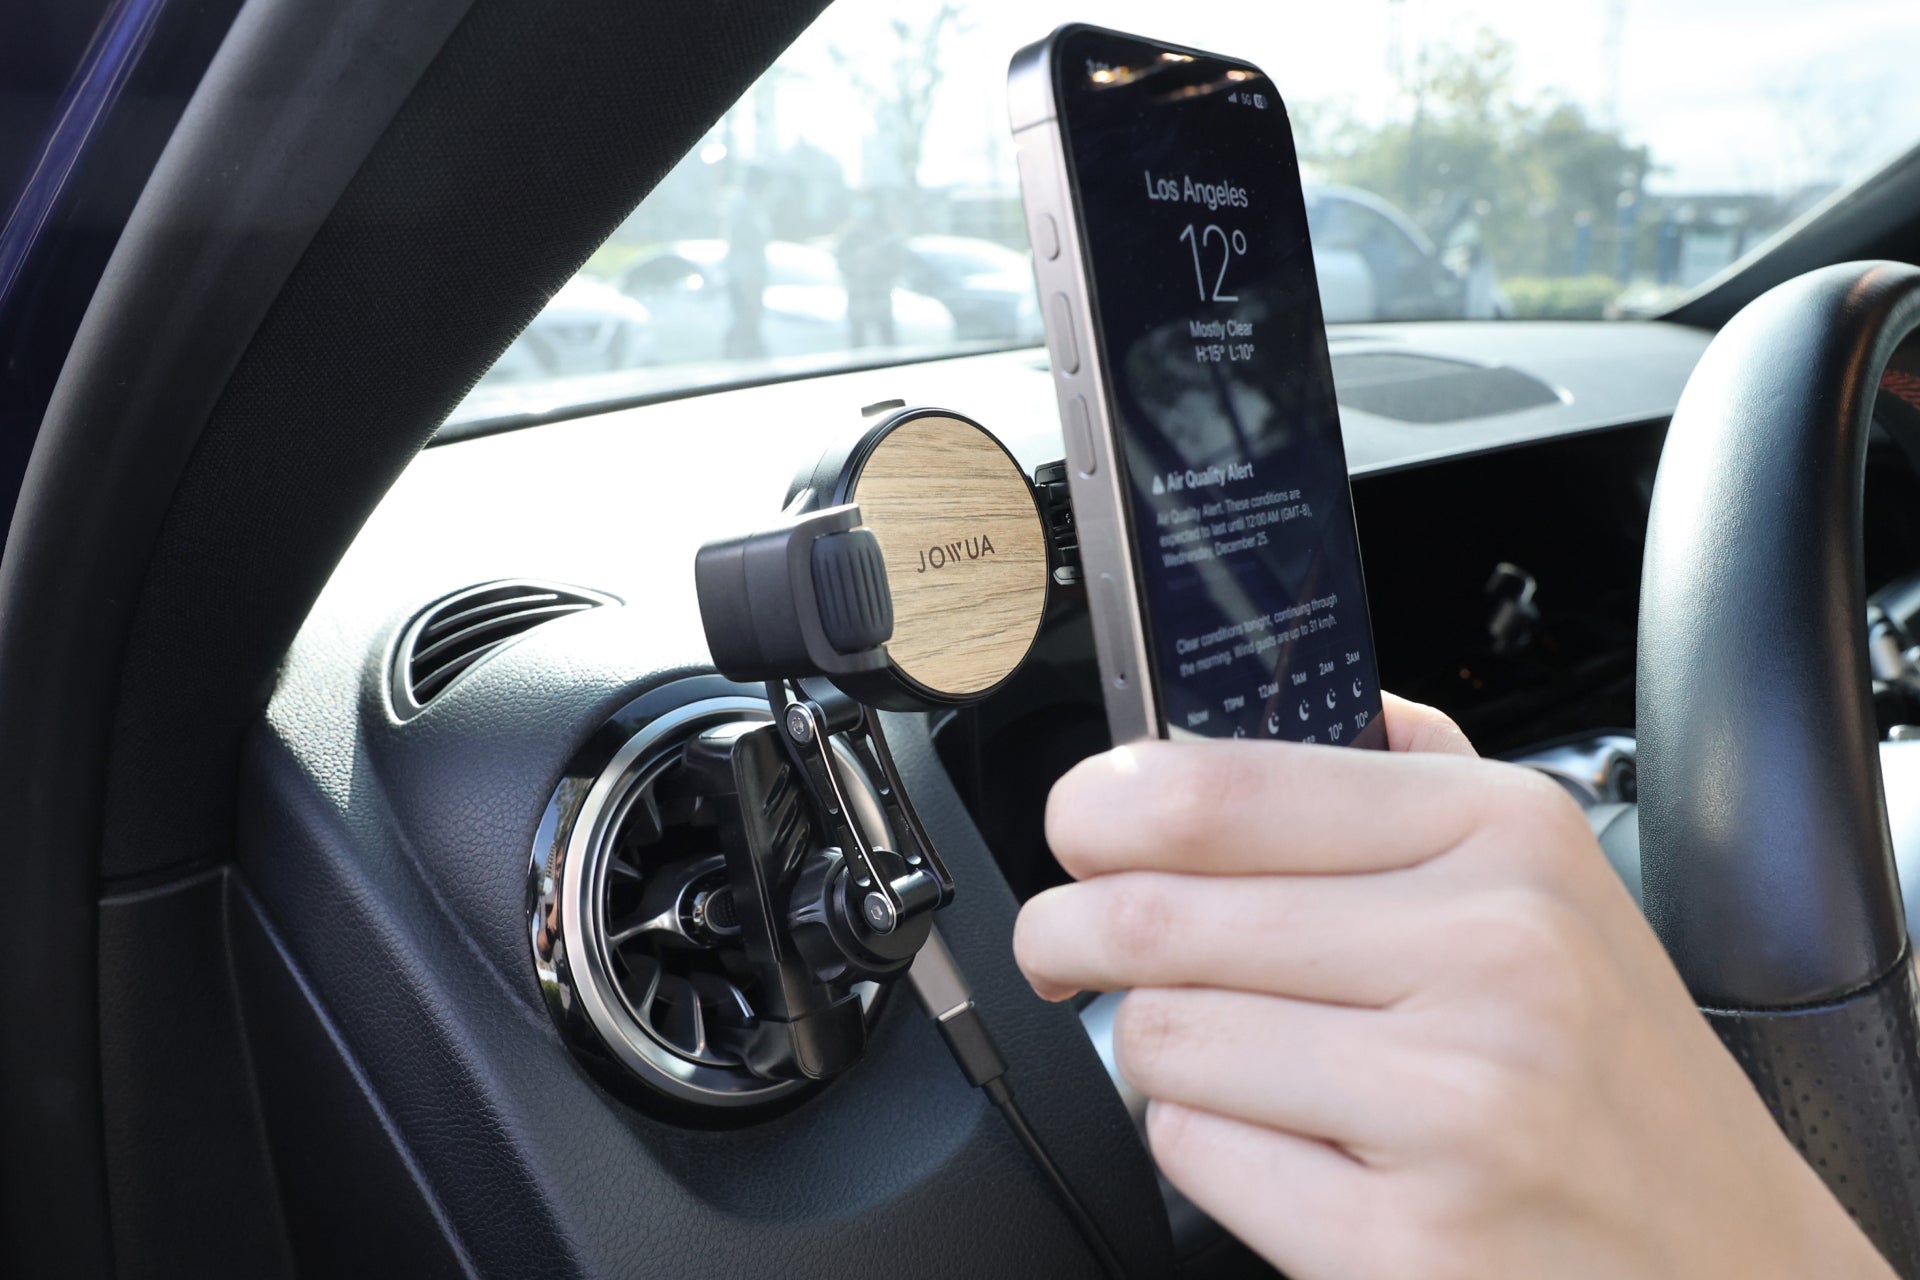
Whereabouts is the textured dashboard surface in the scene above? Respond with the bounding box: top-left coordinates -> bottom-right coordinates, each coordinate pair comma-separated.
250,624 -> 1169,1275
243,345 -> 1182,1272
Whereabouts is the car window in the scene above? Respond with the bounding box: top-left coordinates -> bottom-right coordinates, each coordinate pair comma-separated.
453,0 -> 1920,425
1313,199 -> 1421,272
624,255 -> 704,293
913,237 -> 1028,278
764,244 -> 843,288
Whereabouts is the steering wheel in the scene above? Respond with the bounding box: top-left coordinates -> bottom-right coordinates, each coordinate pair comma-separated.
1638,260 -> 1920,1272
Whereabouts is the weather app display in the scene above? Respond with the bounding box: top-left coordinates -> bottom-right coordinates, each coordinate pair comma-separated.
1061,30 -> 1384,744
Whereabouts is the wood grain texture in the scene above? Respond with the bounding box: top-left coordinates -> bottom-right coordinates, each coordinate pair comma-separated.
850,414 -> 1048,696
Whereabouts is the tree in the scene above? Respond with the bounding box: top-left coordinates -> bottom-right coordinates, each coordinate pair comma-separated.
1299,30 -> 1651,281
827,2 -> 966,206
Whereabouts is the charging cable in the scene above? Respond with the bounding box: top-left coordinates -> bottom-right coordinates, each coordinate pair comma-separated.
910,927 -> 1129,1279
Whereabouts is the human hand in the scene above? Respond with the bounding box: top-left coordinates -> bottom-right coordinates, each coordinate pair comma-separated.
1014,695 -> 1893,1279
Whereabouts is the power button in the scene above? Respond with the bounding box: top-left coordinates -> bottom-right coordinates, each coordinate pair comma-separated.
1095,572 -> 1129,690
1047,293 -> 1080,375
1035,213 -> 1060,260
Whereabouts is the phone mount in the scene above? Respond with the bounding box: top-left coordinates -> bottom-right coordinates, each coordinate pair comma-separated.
683,406 -> 1051,1086
687,499 -> 954,1081
527,407 -> 1059,1113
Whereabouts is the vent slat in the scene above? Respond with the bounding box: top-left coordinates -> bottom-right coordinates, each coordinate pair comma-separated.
417,590 -> 564,645
395,580 -> 610,716
411,602 -> 593,670
408,644 -> 495,703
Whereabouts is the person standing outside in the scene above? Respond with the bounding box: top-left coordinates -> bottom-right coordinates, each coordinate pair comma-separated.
837,194 -> 902,349
722,165 -> 771,360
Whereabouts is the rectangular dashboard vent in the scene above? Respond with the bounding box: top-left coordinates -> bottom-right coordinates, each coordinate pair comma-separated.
393,579 -> 615,718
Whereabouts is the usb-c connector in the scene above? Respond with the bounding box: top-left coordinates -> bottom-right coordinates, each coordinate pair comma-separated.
909,927 -> 1129,1279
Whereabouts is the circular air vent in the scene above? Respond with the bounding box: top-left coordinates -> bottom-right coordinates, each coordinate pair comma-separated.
393,579 -> 617,717
529,687 -> 887,1111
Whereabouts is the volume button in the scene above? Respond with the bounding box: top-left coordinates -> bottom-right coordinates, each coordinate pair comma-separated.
1066,395 -> 1097,477
1047,293 -> 1080,375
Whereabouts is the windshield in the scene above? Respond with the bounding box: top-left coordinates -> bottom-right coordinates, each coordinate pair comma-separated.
455,0 -> 1920,425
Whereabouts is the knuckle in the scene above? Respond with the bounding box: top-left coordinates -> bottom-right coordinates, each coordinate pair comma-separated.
1134,748 -> 1235,854
1444,890 -> 1612,1071
1410,1051 -> 1516,1147
1511,769 -> 1595,855
1457,888 -> 1568,981
1100,876 -> 1176,967
1112,989 -> 1188,1092
1463,1095 -> 1562,1199
1461,763 -> 1602,887
1414,1058 -> 1558,1207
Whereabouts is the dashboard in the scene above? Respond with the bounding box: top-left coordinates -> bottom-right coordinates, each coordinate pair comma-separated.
304,320 -> 1729,902
244,315 -> 1920,1275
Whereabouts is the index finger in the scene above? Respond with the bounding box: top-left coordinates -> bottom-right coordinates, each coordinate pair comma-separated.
1043,737 -> 1558,879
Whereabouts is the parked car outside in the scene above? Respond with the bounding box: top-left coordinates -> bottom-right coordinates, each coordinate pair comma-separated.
617,238 -> 954,364
900,234 -> 1045,343
477,275 -> 655,386
1305,184 -> 1505,321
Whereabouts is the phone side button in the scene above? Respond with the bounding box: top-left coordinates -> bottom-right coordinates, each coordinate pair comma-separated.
1047,293 -> 1081,375
1066,395 -> 1097,477
1036,212 -> 1061,260
1095,572 -> 1129,690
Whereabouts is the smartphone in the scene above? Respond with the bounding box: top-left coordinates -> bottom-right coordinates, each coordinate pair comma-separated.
1009,24 -> 1387,748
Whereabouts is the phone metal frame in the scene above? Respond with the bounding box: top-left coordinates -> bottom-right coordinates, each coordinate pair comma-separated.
1011,24 -> 1264,743
1013,22 -> 1159,740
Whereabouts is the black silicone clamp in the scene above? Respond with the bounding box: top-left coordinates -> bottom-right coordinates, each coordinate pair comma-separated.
694,503 -> 892,684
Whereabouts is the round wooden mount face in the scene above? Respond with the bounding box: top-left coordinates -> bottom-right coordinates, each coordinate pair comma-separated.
846,413 -> 1048,699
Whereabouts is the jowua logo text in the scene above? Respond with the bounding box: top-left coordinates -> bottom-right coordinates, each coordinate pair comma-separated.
916,533 -> 997,573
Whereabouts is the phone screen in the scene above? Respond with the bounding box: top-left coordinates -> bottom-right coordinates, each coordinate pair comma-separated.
1056,27 -> 1386,746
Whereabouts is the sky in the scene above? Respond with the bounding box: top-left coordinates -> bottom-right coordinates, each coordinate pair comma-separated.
754,0 -> 1920,199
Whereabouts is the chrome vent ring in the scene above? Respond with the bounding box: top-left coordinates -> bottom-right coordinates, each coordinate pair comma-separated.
530,689 -> 887,1111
